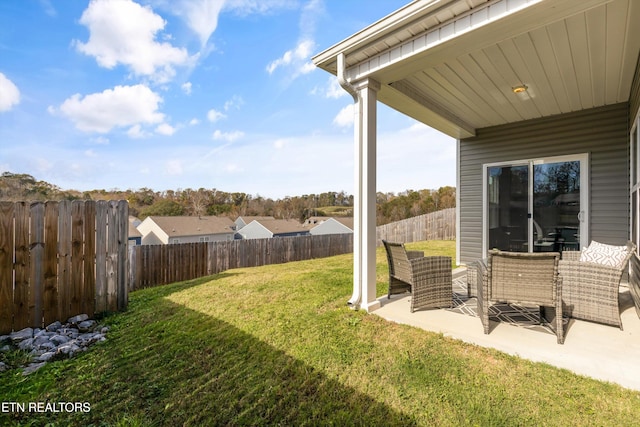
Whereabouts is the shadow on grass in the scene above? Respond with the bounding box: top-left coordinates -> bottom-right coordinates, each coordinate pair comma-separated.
2,276 -> 417,426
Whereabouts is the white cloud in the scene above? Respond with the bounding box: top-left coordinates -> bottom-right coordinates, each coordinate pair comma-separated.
273,138 -> 287,149
207,108 -> 227,122
181,82 -> 192,94
325,77 -> 347,99
212,130 -> 244,141
74,0 -> 192,83
333,104 -> 354,128
224,0 -> 297,16
224,95 -> 244,111
84,149 -> 98,157
189,118 -> 200,125
91,136 -> 110,145
266,39 -> 315,75
0,73 -> 20,112
178,0 -> 225,47
166,159 -> 183,175
156,123 -> 176,135
127,124 -> 152,139
57,84 -> 164,133
265,0 -> 322,78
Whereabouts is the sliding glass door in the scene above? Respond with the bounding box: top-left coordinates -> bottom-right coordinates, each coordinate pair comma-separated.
485,155 -> 588,253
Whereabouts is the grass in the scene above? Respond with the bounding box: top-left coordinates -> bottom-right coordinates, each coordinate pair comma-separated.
1,240 -> 639,426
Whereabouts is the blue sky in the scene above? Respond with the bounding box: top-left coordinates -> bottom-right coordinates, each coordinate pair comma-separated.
0,0 -> 455,199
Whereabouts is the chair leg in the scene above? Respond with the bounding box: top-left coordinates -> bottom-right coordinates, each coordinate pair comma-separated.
556,301 -> 564,345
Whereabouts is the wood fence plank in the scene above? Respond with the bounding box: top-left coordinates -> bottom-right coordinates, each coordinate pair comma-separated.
83,201 -> 96,317
70,201 -> 84,316
58,201 -> 72,321
95,201 -> 107,312
0,202 -> 15,333
106,201 -> 118,311
13,202 -> 30,331
43,202 -> 59,326
29,202 -> 45,329
116,200 -> 128,311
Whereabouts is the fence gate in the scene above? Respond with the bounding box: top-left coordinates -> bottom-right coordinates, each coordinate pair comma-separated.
0,200 -> 128,334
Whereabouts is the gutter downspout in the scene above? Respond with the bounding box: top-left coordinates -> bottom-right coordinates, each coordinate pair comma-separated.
337,52 -> 362,309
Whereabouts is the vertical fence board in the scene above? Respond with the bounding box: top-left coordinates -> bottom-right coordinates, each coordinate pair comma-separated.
13,202 -> 30,331
83,201 -> 96,317
58,201 -> 72,321
117,200 -> 128,310
43,202 -> 59,326
95,201 -> 108,313
70,201 -> 84,316
29,203 -> 45,329
106,202 -> 118,311
0,203 -> 14,332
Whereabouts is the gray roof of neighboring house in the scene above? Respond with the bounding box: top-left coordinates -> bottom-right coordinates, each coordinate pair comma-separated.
253,218 -> 308,235
147,216 -> 235,237
128,216 -> 142,238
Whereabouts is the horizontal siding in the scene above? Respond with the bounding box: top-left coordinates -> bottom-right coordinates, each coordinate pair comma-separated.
631,56 -> 640,123
459,103 -> 630,264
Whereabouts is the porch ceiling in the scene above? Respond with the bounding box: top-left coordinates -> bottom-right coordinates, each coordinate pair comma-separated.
313,0 -> 640,139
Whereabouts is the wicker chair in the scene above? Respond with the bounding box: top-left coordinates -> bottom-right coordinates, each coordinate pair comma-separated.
477,250 -> 564,344
559,241 -> 636,330
382,240 -> 452,313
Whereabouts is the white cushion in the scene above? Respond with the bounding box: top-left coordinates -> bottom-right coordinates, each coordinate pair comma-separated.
579,241 -> 629,269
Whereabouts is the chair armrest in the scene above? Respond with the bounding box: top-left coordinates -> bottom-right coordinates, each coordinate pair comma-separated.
406,250 -> 425,260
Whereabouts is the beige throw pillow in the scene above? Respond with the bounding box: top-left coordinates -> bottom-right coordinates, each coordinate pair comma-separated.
579,241 -> 628,269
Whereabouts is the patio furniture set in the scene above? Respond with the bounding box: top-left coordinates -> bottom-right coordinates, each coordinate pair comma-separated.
382,240 -> 637,344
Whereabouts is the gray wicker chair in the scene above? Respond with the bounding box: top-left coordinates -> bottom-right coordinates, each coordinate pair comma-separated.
477,250 -> 564,344
559,241 -> 636,330
382,240 -> 452,313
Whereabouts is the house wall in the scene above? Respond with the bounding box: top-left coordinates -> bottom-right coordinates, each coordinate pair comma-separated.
237,222 -> 272,239
309,219 -> 353,235
630,56 -> 640,124
137,219 -> 169,245
459,103 -> 629,264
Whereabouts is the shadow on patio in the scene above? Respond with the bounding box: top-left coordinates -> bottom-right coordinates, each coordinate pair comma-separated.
373,268 -> 640,392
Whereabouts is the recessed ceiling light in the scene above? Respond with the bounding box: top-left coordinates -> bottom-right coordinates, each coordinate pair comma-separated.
512,84 -> 528,94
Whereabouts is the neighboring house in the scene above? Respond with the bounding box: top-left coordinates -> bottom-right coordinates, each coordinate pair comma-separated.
305,216 -> 353,235
128,216 -> 142,246
313,0 -> 640,311
137,216 -> 235,245
234,216 -> 275,230
236,218 -> 310,239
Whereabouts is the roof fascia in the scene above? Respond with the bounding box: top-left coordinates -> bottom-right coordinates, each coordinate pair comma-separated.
313,0 -> 450,68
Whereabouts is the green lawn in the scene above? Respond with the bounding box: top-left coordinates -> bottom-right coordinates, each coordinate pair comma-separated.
1,240 -> 639,426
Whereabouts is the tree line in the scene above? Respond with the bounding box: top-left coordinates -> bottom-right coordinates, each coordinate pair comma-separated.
0,172 -> 455,225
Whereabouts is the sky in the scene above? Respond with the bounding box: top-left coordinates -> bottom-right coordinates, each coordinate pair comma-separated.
0,0 -> 456,199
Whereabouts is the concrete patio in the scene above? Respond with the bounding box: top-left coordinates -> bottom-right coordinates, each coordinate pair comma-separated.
373,268 -> 640,392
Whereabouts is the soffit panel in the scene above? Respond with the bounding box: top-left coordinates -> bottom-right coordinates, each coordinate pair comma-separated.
378,0 -> 639,134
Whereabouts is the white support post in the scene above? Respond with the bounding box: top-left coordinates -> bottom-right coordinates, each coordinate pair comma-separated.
352,78 -> 381,312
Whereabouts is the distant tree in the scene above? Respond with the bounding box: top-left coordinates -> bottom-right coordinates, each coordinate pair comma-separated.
139,200 -> 184,218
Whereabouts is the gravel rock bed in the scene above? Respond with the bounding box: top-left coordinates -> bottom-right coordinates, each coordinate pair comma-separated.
0,314 -> 109,375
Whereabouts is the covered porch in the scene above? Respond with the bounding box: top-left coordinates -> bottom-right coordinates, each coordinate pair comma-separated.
375,268 -> 640,391
313,0 -> 640,312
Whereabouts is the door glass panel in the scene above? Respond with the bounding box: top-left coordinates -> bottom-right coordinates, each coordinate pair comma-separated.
532,161 -> 580,252
487,165 -> 529,252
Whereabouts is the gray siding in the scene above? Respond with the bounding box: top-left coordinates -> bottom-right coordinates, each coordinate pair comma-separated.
631,56 -> 640,124
459,103 -> 629,264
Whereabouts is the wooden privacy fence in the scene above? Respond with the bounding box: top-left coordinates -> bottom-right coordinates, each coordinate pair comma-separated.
129,233 -> 353,290
0,200 -> 128,335
376,208 -> 456,245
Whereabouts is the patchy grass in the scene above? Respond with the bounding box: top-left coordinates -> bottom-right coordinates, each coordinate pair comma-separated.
1,240 -> 639,426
